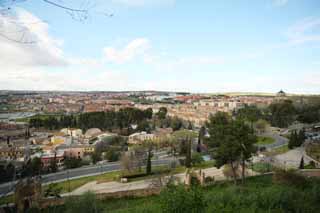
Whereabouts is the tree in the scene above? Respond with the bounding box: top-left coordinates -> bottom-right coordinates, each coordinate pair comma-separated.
288,130 -> 304,149
299,157 -> 304,169
236,104 -> 262,129
206,112 -> 257,184
191,152 -> 204,166
91,151 -> 102,164
49,156 -> 58,173
137,120 -> 151,133
146,145 -> 153,175
23,157 -> 42,177
157,107 -> 168,119
172,130 -> 197,167
268,100 -> 296,128
144,108 -> 153,119
141,139 -> 157,175
187,121 -> 193,130
197,126 -> 206,152
65,157 -> 82,169
288,131 -> 297,149
185,137 -> 192,168
104,148 -> 120,162
170,116 -> 183,131
233,118 -> 258,183
255,119 -> 269,134
298,129 -> 306,146
120,152 -> 136,173
297,105 -> 320,124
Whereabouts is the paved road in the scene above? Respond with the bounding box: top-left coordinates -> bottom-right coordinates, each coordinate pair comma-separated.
257,133 -> 288,149
0,158 -> 177,196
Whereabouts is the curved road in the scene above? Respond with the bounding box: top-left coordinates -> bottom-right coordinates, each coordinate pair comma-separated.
0,158 -> 177,196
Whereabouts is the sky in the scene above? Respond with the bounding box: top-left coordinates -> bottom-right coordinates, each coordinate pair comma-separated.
0,0 -> 320,94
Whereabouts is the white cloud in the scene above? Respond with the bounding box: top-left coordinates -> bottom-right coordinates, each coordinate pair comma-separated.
272,0 -> 288,7
0,8 -> 67,67
286,17 -> 320,44
103,38 -> 151,63
111,0 -> 175,7
0,66 -> 130,91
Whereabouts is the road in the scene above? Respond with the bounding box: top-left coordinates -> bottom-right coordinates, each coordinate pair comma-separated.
0,158 -> 177,196
257,132 -> 288,149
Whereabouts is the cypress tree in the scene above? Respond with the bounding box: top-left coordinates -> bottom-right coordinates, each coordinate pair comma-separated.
299,157 -> 304,169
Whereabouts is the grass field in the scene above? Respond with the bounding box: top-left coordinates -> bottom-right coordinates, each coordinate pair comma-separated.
256,136 -> 275,145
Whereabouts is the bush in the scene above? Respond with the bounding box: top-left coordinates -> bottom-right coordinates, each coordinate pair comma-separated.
65,192 -> 103,213
252,162 -> 272,173
120,172 -> 148,180
159,184 -> 207,213
273,169 -> 308,187
205,176 -> 215,184
222,164 -> 241,179
191,152 -> 204,166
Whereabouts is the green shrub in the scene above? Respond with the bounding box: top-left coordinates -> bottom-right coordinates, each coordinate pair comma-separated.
65,192 -> 103,213
159,184 -> 207,213
205,176 -> 215,184
252,162 -> 272,173
191,152 -> 204,166
273,169 -> 307,187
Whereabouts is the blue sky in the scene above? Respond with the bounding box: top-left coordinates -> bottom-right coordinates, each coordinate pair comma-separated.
0,0 -> 320,93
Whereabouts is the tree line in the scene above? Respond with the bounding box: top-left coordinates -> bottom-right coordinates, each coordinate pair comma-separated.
29,107 -> 153,132
235,99 -> 320,129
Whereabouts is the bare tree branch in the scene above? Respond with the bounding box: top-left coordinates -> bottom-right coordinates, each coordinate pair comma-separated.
0,0 -> 113,44
42,0 -> 88,13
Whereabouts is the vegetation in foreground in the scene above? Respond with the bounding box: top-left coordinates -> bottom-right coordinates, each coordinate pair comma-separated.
33,172 -> 320,213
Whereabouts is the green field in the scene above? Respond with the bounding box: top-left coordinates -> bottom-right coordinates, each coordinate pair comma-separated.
256,136 -> 275,145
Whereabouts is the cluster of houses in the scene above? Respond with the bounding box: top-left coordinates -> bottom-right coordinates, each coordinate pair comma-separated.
0,125 -> 118,170
0,121 -> 177,171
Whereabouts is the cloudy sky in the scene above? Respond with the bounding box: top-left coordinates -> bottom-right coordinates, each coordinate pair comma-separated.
0,0 -> 319,93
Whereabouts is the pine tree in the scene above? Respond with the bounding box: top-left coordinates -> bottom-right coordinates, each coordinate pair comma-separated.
298,129 -> 305,147
185,137 -> 192,168
288,131 -> 294,149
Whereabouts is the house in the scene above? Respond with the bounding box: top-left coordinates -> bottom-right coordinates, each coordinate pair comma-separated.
40,150 -> 64,168
0,146 -> 24,160
128,132 -> 156,145
60,128 -> 83,138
